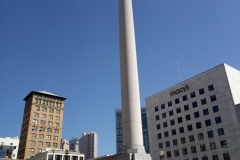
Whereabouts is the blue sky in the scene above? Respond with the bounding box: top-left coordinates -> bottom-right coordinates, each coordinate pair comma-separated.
0,0 -> 239,156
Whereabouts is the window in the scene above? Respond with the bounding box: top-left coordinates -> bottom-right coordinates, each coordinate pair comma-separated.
200,144 -> 206,152
56,110 -> 61,114
162,113 -> 166,118
175,98 -> 179,104
32,126 -> 37,131
205,119 -> 211,126
190,92 -> 196,98
182,95 -> 187,101
208,131 -> 214,138
30,141 -> 35,146
198,133 -> 204,140
54,136 -> 58,141
199,88 -> 205,95
39,127 -> 45,132
42,108 -> 47,112
210,142 -> 217,150
155,106 -> 159,112
218,128 -> 225,136
41,114 -> 46,119
161,104 -> 165,109
215,116 -> 222,124
40,120 -> 45,125
186,114 -> 191,121
37,149 -> 42,153
193,158 -> 198,160
46,135 -> 51,140
179,127 -> 184,133
29,148 -> 34,154
187,124 -> 193,131
48,121 -> 53,126
39,134 -> 44,139
181,137 -> 186,144
157,133 -> 162,139
178,117 -> 183,123
184,104 -> 189,111
54,129 -> 59,133
212,155 -> 219,160
45,142 -> 50,147
55,116 -> 60,120
175,108 -> 181,114
182,148 -> 188,155
165,141 -> 170,147
38,141 -> 43,147
34,113 -> 39,117
203,109 -> 209,115
174,149 -> 179,156
33,119 -> 38,124
191,146 -> 196,153
202,156 -> 208,160
169,110 -> 173,116
173,139 -> 178,146
155,115 -> 160,121
54,122 -> 59,127
53,143 -> 58,148
47,128 -> 52,133
48,115 -> 53,120
223,153 -> 230,160
164,131 -> 169,137
192,101 -> 198,108
31,133 -> 36,139
35,106 -> 40,111
194,111 -> 200,118
168,101 -> 172,107
221,140 -> 227,148
201,98 -> 207,105
158,143 -> 163,149
163,122 -> 167,128
49,109 -> 54,113
165,151 -> 171,158
172,129 -> 176,135
156,124 -> 161,130
213,105 -> 219,112
208,84 -> 214,91
210,95 -> 217,102
189,135 -> 195,142
170,119 -> 175,126
196,122 -> 202,129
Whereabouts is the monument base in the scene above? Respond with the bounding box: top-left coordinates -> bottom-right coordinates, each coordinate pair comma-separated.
117,152 -> 151,160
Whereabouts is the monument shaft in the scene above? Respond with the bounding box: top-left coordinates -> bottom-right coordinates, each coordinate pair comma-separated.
119,0 -> 144,152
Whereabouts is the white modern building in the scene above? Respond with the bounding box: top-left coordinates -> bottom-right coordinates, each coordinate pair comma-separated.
69,138 -> 79,152
0,137 -> 19,159
79,132 -> 97,160
29,148 -> 84,160
146,64 -> 240,160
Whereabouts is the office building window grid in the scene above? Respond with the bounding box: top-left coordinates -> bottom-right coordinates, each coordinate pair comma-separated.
152,84 -> 230,160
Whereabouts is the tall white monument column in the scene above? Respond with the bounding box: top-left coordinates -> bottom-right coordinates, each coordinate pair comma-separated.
118,0 -> 151,160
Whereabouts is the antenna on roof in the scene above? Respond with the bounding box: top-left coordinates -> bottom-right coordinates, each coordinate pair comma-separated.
176,58 -> 181,82
45,81 -> 48,92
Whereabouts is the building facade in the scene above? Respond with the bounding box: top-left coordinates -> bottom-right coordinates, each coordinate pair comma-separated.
29,149 -> 84,160
69,138 -> 79,152
79,132 -> 97,160
17,91 -> 66,159
0,137 -> 19,159
146,64 -> 240,160
115,108 -> 150,153
60,139 -> 69,151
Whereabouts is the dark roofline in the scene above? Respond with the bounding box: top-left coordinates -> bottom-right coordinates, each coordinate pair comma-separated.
24,91 -> 66,101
